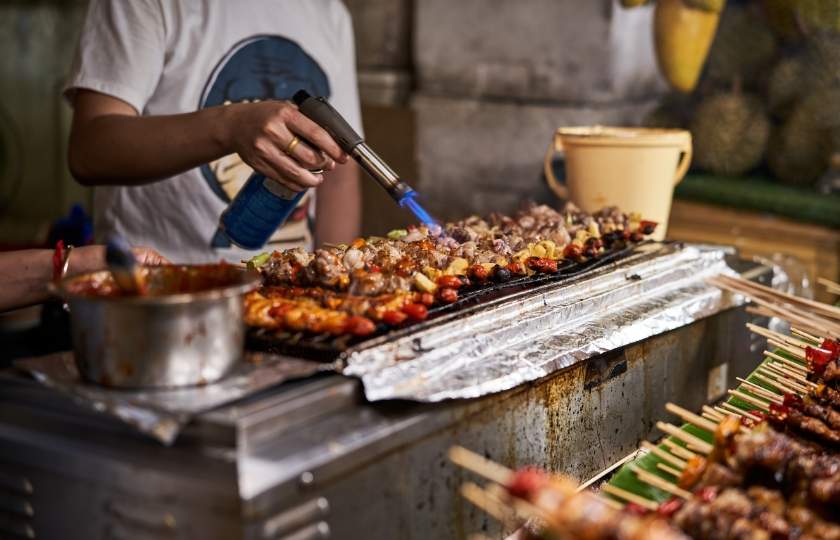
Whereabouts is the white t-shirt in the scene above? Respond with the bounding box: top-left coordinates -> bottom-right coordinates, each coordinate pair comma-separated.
64,0 -> 362,263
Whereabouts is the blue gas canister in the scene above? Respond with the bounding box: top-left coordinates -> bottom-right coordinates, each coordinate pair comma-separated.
219,172 -> 305,250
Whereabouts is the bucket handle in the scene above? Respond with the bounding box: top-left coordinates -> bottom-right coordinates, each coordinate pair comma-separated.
544,131 -> 694,197
543,135 -> 567,199
673,133 -> 692,186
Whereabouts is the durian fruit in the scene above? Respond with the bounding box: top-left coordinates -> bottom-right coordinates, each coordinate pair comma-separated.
706,4 -> 777,86
803,33 -> 840,93
684,0 -> 726,13
690,91 -> 770,176
797,0 -> 840,34
766,55 -> 806,118
768,90 -> 840,185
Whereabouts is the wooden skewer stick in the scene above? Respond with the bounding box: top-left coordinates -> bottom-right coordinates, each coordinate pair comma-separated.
719,402 -> 761,422
765,362 -> 817,389
767,338 -> 806,360
449,446 -> 513,485
702,411 -> 722,423
746,323 -> 810,349
714,274 -> 840,322
657,462 -> 683,478
764,350 -> 809,373
736,378 -> 784,404
818,277 -> 840,295
656,422 -> 713,455
629,464 -> 692,499
710,276 -> 840,337
597,495 -> 625,511
702,405 -> 725,421
600,483 -> 659,511
666,402 -> 719,433
755,368 -> 806,395
791,327 -> 821,344
641,441 -> 687,469
663,439 -> 698,460
758,364 -> 810,390
728,389 -> 771,411
461,483 -> 515,525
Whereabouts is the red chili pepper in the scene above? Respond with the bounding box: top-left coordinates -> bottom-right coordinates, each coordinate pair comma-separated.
768,403 -> 790,426
695,486 -> 718,503
657,497 -> 684,518
639,220 -> 658,235
437,287 -> 458,304
345,316 -> 376,336
368,264 -> 381,273
402,303 -> 428,321
623,502 -> 650,516
436,275 -> 463,289
821,338 -> 840,358
782,393 -> 803,409
382,310 -> 408,326
806,346 -> 832,375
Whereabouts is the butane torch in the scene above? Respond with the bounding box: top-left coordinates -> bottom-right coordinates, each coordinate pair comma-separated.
220,90 -> 428,250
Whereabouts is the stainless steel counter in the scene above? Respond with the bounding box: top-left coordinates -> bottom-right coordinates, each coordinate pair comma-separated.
0,252 -> 770,540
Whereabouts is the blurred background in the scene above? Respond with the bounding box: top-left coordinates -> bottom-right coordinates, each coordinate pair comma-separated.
1,0 -> 839,298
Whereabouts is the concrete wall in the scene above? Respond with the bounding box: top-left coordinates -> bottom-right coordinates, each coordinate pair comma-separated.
0,0 -> 663,244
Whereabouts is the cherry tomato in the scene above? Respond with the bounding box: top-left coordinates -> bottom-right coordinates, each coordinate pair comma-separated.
437,287 -> 458,304
467,264 -> 489,281
506,262 -> 524,275
402,303 -> 428,321
563,244 -> 582,259
507,468 -> 547,500
418,293 -> 435,306
382,310 -> 408,326
345,315 -> 376,336
436,275 -> 463,289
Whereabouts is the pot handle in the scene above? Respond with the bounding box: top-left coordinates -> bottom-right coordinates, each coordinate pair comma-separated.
543,134 -> 568,199
674,133 -> 693,186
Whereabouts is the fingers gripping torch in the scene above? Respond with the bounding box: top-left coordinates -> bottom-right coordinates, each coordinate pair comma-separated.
220,90 -> 431,250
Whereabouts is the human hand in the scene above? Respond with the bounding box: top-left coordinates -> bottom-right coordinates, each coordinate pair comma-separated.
226,101 -> 349,193
131,247 -> 168,266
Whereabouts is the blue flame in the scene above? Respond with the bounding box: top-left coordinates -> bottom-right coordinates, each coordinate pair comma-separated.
398,190 -> 438,226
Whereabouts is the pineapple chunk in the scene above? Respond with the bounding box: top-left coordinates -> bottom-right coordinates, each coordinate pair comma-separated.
413,272 -> 437,293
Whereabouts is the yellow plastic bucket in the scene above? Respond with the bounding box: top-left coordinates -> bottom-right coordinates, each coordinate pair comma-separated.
544,127 -> 692,241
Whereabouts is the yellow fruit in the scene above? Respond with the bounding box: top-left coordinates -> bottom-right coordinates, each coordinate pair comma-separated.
655,0 -> 724,93
685,0 -> 726,12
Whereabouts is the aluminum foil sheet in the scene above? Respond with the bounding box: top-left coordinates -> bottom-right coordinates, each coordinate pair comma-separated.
14,352 -> 325,445
343,243 -> 745,402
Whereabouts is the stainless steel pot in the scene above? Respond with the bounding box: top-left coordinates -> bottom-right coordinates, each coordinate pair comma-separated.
56,266 -> 260,389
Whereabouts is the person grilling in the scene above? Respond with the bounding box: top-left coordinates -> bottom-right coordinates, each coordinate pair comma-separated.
64,0 -> 363,264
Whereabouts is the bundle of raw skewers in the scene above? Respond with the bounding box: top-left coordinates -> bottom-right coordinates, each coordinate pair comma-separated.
451,277 -> 840,539
600,322 -> 840,539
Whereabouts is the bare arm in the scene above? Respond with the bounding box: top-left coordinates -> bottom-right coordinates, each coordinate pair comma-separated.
315,161 -> 361,246
0,246 -> 165,312
68,90 -> 348,191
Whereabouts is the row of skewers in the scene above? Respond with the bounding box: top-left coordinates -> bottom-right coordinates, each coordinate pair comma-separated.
244,204 -> 657,338
449,274 -> 840,539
